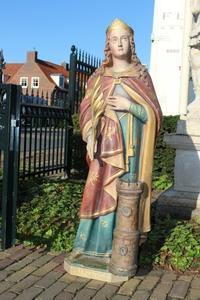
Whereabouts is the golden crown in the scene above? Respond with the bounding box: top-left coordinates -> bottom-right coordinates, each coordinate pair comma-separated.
106,19 -> 133,35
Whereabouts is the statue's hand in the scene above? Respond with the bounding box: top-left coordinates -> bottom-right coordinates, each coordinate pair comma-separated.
106,95 -> 131,112
86,135 -> 97,161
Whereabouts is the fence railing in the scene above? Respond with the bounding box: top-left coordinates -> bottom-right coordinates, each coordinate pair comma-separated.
0,46 -> 100,249
68,45 -> 101,114
19,103 -> 71,179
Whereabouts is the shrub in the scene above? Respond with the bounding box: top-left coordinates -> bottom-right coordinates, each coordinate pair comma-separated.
17,178 -> 84,252
152,115 -> 179,190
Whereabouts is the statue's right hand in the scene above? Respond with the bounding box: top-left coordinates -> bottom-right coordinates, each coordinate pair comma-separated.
86,135 -> 97,161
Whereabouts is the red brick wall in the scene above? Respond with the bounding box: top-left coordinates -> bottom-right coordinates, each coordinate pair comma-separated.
10,63 -> 55,102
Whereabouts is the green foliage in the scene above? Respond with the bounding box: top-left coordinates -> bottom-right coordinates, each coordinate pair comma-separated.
153,115 -> 179,190
152,174 -> 172,191
17,178 -> 84,252
72,113 -> 81,134
139,215 -> 200,272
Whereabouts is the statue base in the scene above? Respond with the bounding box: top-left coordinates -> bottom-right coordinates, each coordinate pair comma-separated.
64,254 -> 129,282
158,118 -> 200,219
156,188 -> 200,219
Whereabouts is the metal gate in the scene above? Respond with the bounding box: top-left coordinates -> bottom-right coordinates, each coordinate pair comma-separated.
0,84 -> 21,249
0,46 -> 100,249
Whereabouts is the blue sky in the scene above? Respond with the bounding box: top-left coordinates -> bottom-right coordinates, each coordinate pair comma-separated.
1,0 -> 154,67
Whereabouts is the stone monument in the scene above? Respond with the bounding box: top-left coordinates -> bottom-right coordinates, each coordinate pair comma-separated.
157,0 -> 200,218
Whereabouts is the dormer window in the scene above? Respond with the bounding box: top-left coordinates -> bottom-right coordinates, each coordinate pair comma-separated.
31,77 -> 39,88
50,74 -> 65,88
59,75 -> 64,88
20,77 -> 28,88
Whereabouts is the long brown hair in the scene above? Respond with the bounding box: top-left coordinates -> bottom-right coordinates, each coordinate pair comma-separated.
102,29 -> 148,82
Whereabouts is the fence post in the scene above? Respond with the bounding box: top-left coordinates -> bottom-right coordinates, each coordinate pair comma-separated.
0,49 -> 5,84
68,45 -> 77,114
63,46 -> 77,177
0,84 -> 21,249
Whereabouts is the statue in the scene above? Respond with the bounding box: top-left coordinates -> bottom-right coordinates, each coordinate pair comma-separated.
65,19 -> 162,280
188,0 -> 200,118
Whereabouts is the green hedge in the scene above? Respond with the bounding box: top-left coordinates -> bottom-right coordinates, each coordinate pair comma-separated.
152,115 -> 179,190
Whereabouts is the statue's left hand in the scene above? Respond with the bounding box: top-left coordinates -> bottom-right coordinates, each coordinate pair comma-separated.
106,95 -> 131,112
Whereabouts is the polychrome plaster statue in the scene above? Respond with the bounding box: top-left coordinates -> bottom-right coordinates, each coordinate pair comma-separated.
68,19 -> 162,278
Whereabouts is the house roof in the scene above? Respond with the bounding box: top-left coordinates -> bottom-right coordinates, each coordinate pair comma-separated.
4,63 -> 23,78
3,59 -> 69,86
37,59 -> 69,84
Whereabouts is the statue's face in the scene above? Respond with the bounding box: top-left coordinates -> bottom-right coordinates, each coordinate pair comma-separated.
109,29 -> 131,60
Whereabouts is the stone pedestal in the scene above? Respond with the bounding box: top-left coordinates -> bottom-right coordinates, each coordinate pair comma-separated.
157,119 -> 200,219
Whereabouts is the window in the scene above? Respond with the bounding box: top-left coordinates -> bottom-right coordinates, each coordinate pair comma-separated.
59,75 -> 64,88
31,77 -> 39,88
20,77 -> 28,88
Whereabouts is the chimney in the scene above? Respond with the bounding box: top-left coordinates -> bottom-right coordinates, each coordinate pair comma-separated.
61,62 -> 69,71
27,51 -> 38,63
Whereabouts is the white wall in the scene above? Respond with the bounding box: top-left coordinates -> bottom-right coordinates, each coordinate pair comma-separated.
150,0 -> 185,116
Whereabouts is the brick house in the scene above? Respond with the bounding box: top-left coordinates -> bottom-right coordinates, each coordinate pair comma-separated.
3,51 -> 69,104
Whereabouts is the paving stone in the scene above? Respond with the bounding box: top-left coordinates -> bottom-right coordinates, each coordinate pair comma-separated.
0,281 -> 15,294
59,273 -> 77,283
9,248 -> 32,262
64,280 -> 87,294
0,258 -> 14,270
32,260 -> 59,276
55,291 -> 74,300
9,274 -> 40,294
109,281 -> 123,287
161,271 -> 177,283
86,279 -> 105,290
0,270 -> 13,281
92,284 -> 119,300
147,269 -> 164,277
0,252 -> 10,260
14,286 -> 43,300
5,265 -> 37,282
6,248 -> 45,273
0,291 -> 17,300
150,283 -> 172,300
73,287 -> 97,300
137,275 -> 160,291
191,277 -> 200,289
31,254 -> 53,268
131,290 -> 150,300
149,291 -> 167,300
178,275 -> 194,283
35,281 -> 66,299
134,268 -> 149,280
5,245 -> 24,255
118,278 -> 141,295
53,264 -> 66,273
186,288 -> 200,300
153,282 -> 173,295
34,270 -> 63,288
168,280 -> 190,299
76,276 -> 90,283
51,253 -> 65,264
112,295 -> 130,300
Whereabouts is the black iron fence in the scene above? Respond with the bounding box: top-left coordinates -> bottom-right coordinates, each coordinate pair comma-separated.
19,103 -> 71,179
68,45 -> 101,114
0,46 -> 100,249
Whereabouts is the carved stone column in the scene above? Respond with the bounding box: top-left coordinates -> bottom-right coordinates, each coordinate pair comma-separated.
109,180 -> 143,277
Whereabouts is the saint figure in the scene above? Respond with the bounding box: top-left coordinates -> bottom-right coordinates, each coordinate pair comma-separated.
72,19 -> 162,262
